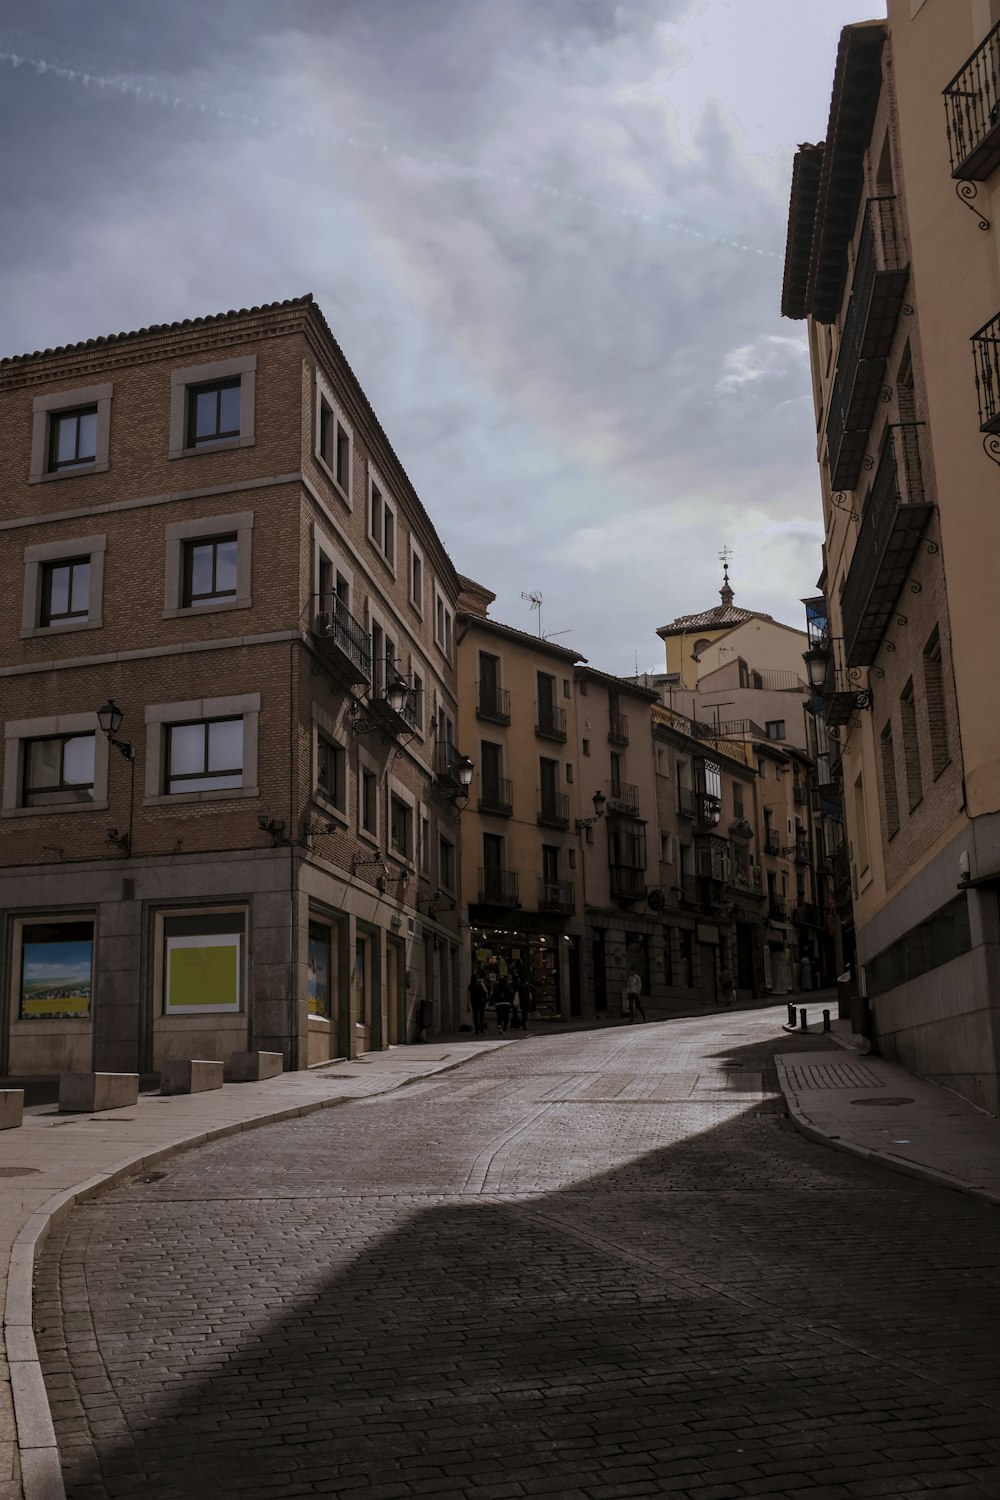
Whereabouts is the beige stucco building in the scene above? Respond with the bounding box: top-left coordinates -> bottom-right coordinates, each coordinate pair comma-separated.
783,3 -> 1000,1110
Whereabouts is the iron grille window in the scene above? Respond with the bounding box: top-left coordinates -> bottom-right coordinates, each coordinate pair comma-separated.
40,558 -> 91,625
22,733 -> 96,807
49,406 -> 98,471
187,379 -> 241,447
183,535 -> 238,607
166,718 -> 243,793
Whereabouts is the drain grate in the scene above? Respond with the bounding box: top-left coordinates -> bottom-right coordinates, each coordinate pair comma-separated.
0,1166 -> 41,1177
851,1096 -> 915,1107
786,1060 -> 883,1091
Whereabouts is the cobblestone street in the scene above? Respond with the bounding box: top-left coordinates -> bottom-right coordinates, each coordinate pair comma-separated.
34,1010 -> 1000,1499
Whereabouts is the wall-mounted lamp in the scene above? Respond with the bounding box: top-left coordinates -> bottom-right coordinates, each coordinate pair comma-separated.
575,789 -> 607,833
96,699 -> 135,761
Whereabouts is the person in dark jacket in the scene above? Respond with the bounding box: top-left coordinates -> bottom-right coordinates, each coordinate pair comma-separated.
493,975 -> 513,1032
468,972 -> 488,1034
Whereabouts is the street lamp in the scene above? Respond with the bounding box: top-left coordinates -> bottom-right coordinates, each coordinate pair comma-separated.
96,699 -> 135,761
385,672 -> 410,716
453,754 -> 475,790
575,789 -> 607,834
802,642 -> 831,693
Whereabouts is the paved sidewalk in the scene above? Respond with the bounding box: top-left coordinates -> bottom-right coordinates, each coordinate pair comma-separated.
0,1038 -> 509,1500
777,1023 -> 1000,1203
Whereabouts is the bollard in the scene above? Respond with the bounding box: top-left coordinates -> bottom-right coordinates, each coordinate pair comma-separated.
787,1002 -> 796,1027
823,1009 -> 831,1032
799,1008 -> 808,1031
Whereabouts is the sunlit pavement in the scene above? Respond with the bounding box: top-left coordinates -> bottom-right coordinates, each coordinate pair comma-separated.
35,1005 -> 1000,1499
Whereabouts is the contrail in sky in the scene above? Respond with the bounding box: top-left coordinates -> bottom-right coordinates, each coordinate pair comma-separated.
0,39 -> 780,261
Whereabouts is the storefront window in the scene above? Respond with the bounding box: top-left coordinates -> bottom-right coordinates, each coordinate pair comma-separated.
308,919 -> 332,1018
19,917 -> 94,1019
471,926 -> 561,1019
163,910 -> 244,1014
354,935 -> 370,1025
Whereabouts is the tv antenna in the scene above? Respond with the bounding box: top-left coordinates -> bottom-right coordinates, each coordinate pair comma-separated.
521,590 -> 543,637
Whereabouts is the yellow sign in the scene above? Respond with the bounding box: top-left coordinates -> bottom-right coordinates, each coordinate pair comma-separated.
166,937 -> 240,1011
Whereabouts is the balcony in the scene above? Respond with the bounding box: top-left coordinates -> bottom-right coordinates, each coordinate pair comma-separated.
312,597 -> 372,685
535,702 -> 567,743
842,424 -> 934,667
537,791 -> 570,830
607,779 -> 640,816
676,785 -> 698,819
478,867 -> 519,906
768,895 -> 787,922
608,710 -> 630,747
826,197 -> 910,491
360,658 -> 420,736
476,682 -> 511,726
434,739 -> 473,790
794,834 -> 812,865
539,878 -> 575,914
793,779 -> 807,804
793,902 -> 822,928
478,776 -> 513,818
972,311 -> 1000,433
764,829 -> 781,857
944,22 -> 1000,179
609,866 -> 646,901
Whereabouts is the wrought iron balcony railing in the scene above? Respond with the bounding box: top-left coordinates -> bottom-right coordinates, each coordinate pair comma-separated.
312,595 -> 372,684
607,779 -> 640,816
794,834 -> 812,865
537,790 -> 569,829
793,779 -> 807,804
478,776 -> 513,817
793,902 -> 822,927
944,20 -> 1000,179
608,710 -> 630,746
478,867 -> 519,906
826,197 -> 909,491
768,895 -> 787,921
764,828 -> 781,857
538,878 -> 574,913
535,702 -> 567,742
972,310 -> 1000,433
609,866 -> 646,900
476,682 -> 511,725
842,423 -> 934,667
676,785 -> 698,818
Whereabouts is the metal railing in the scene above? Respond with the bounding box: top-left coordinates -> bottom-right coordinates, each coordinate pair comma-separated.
768,895 -> 787,920
842,423 -> 928,666
535,702 -> 567,741
478,867 -> 519,905
609,710 -> 630,746
973,310 -> 1000,432
676,785 -> 698,818
793,902 -> 822,927
607,779 -> 639,815
478,776 -> 513,817
764,828 -> 781,856
795,834 -> 812,865
609,866 -> 646,900
793,779 -> 807,804
944,20 -> 1000,177
539,878 -> 574,912
537,790 -> 569,828
313,596 -> 372,682
476,682 -> 511,725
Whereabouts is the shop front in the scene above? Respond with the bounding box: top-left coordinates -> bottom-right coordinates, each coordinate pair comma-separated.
470,915 -> 573,1020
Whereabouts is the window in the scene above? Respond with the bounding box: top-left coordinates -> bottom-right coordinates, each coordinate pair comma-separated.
368,468 -> 396,569
162,910 -> 245,1015
766,720 -> 786,741
390,794 -> 413,860
880,723 -> 900,839
30,383 -> 113,482
410,543 -> 424,612
853,773 -> 870,877
308,918 -> 333,1019
4,713 -> 109,816
50,407 -> 97,471
183,535 -> 238,608
923,628 -> 950,779
187,379 -> 241,448
565,762 -> 574,784
900,679 -> 922,812
411,670 -> 424,732
40,558 -> 90,625
733,783 -> 744,819
169,356 -> 256,459
434,588 -> 454,660
439,835 -> 455,891
317,733 -> 346,811
582,739 -> 590,756
361,768 -> 378,835
166,718 -> 243,794
420,813 -> 431,875
354,934 -> 371,1026
164,511 -> 253,618
144,694 -> 259,805
17,916 -> 94,1020
562,679 -> 571,699
22,734 -> 95,807
316,380 -> 352,499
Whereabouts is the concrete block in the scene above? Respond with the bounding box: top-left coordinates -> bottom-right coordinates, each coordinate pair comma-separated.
160,1058 -> 224,1095
0,1090 -> 23,1130
227,1050 -> 283,1082
58,1072 -> 139,1113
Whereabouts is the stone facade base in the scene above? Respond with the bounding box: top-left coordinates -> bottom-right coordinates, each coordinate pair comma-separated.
160,1059 -> 225,1095
0,1089 -> 23,1129
59,1072 -> 139,1113
227,1050 -> 283,1082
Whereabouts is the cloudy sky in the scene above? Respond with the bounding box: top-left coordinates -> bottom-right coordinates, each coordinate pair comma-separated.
0,0 -> 883,674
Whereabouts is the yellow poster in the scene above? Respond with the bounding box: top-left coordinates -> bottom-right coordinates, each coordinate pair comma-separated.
166,935 -> 240,1012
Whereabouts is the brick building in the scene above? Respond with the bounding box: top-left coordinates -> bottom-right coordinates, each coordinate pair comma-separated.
0,295 -> 466,1079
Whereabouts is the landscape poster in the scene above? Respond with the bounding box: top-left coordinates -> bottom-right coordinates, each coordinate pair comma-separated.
20,922 -> 94,1019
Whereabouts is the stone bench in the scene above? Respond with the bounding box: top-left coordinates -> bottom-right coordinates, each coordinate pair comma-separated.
160,1059 -> 225,1096
0,1089 -> 24,1130
59,1072 -> 139,1113
227,1050 -> 283,1083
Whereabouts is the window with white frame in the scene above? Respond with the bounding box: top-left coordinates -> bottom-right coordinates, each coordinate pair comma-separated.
21,534 -> 106,638
160,908 -> 245,1015
30,384 -> 113,484
368,467 -> 396,570
168,356 -> 256,459
315,376 -> 352,500
409,541 -> 424,613
163,512 -> 253,619
3,712 -> 109,817
144,695 -> 260,805
434,587 -> 454,661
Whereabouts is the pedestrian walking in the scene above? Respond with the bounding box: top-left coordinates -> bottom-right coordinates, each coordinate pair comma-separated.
625,966 -> 647,1022
518,978 -> 534,1031
799,952 -> 812,993
719,967 -> 736,1008
493,974 -> 513,1033
468,972 -> 488,1035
